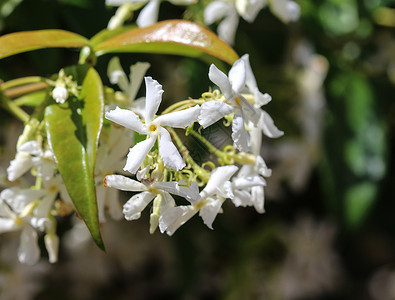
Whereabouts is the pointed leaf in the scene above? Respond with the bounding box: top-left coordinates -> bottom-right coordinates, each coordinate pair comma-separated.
93,20 -> 239,65
0,30 -> 89,60
44,66 -> 105,250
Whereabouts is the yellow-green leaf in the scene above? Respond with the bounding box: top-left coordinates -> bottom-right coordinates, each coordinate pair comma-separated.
93,20 -> 239,65
0,29 -> 89,60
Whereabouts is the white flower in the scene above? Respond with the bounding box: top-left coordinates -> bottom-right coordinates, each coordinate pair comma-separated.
52,86 -> 68,104
7,141 -> 55,182
95,125 -> 133,222
105,76 -> 201,173
0,188 -> 48,265
107,0 -> 196,28
159,165 -> 238,235
104,174 -> 200,221
204,0 -> 266,45
107,56 -> 150,112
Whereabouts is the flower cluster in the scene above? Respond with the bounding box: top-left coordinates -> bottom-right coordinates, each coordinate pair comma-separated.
103,54 -> 282,235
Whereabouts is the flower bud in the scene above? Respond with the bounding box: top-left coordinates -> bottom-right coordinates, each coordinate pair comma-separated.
52,86 -> 69,104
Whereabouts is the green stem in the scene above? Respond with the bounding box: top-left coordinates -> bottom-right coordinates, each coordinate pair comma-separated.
0,92 -> 29,122
167,127 -> 210,182
161,99 -> 204,115
0,76 -> 47,91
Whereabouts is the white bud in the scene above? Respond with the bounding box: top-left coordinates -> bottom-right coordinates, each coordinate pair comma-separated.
44,233 -> 59,263
52,86 -> 69,104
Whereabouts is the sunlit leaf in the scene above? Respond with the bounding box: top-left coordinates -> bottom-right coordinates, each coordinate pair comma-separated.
0,30 -> 89,60
13,90 -> 47,107
93,20 -> 239,65
44,66 -> 105,250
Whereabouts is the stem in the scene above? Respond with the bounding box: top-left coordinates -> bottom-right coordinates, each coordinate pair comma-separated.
167,127 -> 210,182
161,99 -> 204,115
4,82 -> 48,99
0,92 -> 29,122
1,76 -> 48,91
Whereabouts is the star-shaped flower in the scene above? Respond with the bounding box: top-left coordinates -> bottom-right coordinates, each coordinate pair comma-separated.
159,165 -> 238,235
105,76 -> 201,173
104,174 -> 200,222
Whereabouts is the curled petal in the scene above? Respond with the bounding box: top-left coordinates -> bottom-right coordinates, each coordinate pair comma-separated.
105,107 -> 147,134
199,198 -> 223,229
233,175 -> 266,189
255,155 -> 272,177
270,0 -> 300,23
254,90 -> 272,107
1,188 -> 45,214
232,111 -> 250,152
7,152 -> 34,182
18,226 -> 40,265
217,10 -> 239,45
208,65 -> 234,100
198,100 -> 233,128
104,174 -> 146,192
17,141 -> 42,156
229,58 -> 246,94
252,185 -> 265,213
123,191 -> 155,220
200,165 -> 238,198
144,76 -> 163,123
258,110 -> 284,138
136,0 -> 160,28
154,105 -> 200,128
158,128 -> 185,171
124,136 -> 157,174
241,0 -> 267,22
159,205 -> 197,236
44,233 -> 59,263
232,189 -> 253,207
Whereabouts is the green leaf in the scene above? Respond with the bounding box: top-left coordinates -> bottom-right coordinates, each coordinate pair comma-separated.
13,90 -> 47,107
0,29 -> 89,60
93,20 -> 239,65
89,25 -> 137,49
44,66 -> 105,250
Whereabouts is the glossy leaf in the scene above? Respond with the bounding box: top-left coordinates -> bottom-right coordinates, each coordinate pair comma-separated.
0,30 -> 89,60
93,20 -> 239,65
44,66 -> 105,250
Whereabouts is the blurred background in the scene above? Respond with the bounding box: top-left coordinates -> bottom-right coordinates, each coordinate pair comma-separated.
0,0 -> 394,299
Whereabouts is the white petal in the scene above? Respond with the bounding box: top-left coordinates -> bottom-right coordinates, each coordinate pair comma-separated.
158,128 -> 185,170
258,110 -> 284,138
270,0 -> 300,23
255,155 -> 272,177
200,165 -> 238,198
159,205 -> 197,235
242,0 -> 267,22
7,152 -> 34,181
128,62 -> 151,102
123,191 -> 155,220
232,111 -> 250,152
154,105 -> 200,128
0,218 -> 19,233
252,185 -> 265,213
217,10 -> 239,45
232,189 -> 253,207
204,1 -> 233,25
136,0 -> 160,28
208,64 -> 234,100
254,90 -> 272,107
153,181 -> 200,202
233,175 -> 266,189
229,58 -> 246,94
105,106 -> 147,134
1,188 -> 45,213
107,57 -> 129,93
144,76 -> 163,123
34,157 -> 55,182
44,233 -> 59,263
124,136 -> 157,174
18,226 -> 40,265
198,100 -> 233,128
240,54 -> 257,91
104,174 -> 146,191
17,141 -> 42,155
34,193 -> 55,218
199,198 -> 223,229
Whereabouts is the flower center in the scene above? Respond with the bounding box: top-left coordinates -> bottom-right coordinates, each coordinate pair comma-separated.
235,96 -> 241,106
149,124 -> 158,133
